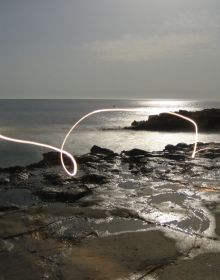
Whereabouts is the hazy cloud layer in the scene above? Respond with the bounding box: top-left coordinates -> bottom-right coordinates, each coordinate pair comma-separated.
0,0 -> 220,99
85,33 -> 211,62
86,11 -> 220,62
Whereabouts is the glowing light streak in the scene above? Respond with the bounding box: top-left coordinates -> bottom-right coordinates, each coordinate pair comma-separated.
0,108 -> 198,177
0,134 -> 77,173
195,146 -> 217,155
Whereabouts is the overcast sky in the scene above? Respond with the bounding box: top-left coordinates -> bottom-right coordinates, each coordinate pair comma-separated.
1,0 -> 220,99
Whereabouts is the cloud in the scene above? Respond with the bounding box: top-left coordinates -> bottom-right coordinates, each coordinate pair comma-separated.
85,33 -> 211,62
164,11 -> 220,32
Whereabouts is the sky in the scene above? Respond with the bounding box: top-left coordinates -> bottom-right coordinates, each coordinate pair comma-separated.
0,0 -> 220,99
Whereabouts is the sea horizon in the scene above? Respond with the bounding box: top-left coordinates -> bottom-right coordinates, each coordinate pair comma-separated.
0,99 -> 219,167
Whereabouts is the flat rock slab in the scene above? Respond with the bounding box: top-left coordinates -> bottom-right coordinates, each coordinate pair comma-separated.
0,213 -> 32,239
159,253 -> 220,280
0,251 -> 45,280
0,237 -> 63,280
60,230 -> 180,280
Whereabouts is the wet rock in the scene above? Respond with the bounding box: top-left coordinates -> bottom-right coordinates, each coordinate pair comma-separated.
43,173 -> 64,185
2,166 -> 25,173
8,171 -> 29,186
0,204 -> 20,212
0,175 -> 10,185
0,189 -> 35,208
90,145 -> 117,156
33,185 -> 91,203
0,213 -> 33,239
81,173 -> 109,184
164,144 -> 176,152
110,207 -> 143,220
28,151 -> 72,168
140,166 -> 154,174
121,148 -> 151,157
215,212 -> 220,237
76,154 -> 99,164
60,230 -> 180,280
200,150 -> 220,159
164,142 -> 220,160
203,201 -> 217,211
111,168 -> 120,173
46,216 -> 97,242
1,141 -> 220,279
0,250 -> 48,280
165,143 -> 189,153
0,240 -> 14,252
159,253 -> 220,280
176,142 -> 190,149
15,171 -> 29,181
41,205 -> 110,219
164,152 -> 186,161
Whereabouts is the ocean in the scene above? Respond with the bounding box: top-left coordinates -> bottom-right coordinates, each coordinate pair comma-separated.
0,99 -> 220,167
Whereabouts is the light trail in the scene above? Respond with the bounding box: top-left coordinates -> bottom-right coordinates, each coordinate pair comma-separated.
0,134 -> 77,173
195,146 -> 217,155
60,108 -> 198,176
0,108 -> 198,177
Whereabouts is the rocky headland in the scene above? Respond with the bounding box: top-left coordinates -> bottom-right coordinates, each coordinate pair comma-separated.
0,142 -> 220,279
125,108 -> 220,131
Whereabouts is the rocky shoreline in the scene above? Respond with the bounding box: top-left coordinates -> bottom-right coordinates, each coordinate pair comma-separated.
124,108 -> 220,132
0,142 -> 220,279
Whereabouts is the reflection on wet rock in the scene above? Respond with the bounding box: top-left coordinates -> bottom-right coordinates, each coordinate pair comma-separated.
0,142 -> 220,279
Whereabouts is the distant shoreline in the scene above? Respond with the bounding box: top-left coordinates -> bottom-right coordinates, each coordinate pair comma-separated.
124,108 -> 220,132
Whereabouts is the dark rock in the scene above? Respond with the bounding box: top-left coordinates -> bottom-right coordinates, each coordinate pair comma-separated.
90,145 -> 117,156
43,173 -> 64,185
0,204 -> 20,212
200,150 -> 220,159
164,144 -> 176,152
176,143 -> 190,149
10,171 -> 29,182
28,151 -> 73,168
110,208 -> 142,219
215,212 -> 220,237
164,153 -> 186,161
164,143 -> 191,154
125,108 -> 220,132
2,166 -> 25,173
131,169 -> 139,175
0,176 -> 10,185
159,253 -> 220,280
33,185 -> 91,203
0,250 -> 48,280
81,173 -> 109,184
66,230 -> 180,279
76,154 -> 99,164
121,148 -> 151,157
140,166 -> 154,174
111,168 -> 120,173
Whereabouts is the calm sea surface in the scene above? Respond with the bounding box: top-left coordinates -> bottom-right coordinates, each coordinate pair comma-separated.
0,99 -> 219,167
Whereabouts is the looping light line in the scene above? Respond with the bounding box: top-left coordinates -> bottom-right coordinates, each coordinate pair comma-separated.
0,108 -> 198,177
0,134 -> 77,174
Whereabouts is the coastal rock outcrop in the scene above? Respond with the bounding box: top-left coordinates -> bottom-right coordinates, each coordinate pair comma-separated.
125,108 -> 220,132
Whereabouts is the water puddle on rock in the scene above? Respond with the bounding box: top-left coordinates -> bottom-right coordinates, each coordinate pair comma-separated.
89,217 -> 150,235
